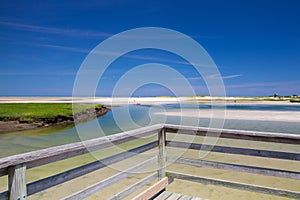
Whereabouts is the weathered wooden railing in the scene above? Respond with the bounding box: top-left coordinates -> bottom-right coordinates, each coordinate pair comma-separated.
164,124 -> 300,199
0,124 -> 299,199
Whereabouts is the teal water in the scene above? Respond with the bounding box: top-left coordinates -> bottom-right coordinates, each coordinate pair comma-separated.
0,103 -> 299,158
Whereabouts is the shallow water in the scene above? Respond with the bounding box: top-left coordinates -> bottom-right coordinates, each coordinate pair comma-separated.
0,103 -> 299,158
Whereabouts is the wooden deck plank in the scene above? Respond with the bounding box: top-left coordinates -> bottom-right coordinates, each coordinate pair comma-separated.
132,177 -> 168,200
179,195 -> 193,200
153,191 -> 173,200
167,193 -> 182,199
154,192 -> 197,200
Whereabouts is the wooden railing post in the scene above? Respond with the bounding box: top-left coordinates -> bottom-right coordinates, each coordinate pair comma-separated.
158,128 -> 166,180
8,164 -> 27,200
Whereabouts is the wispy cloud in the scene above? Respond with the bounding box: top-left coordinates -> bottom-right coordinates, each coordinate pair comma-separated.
0,70 -> 76,76
0,21 -> 220,68
172,74 -> 242,81
36,44 -> 91,53
33,43 -> 221,69
207,74 -> 243,79
0,21 -> 112,38
0,21 -> 216,41
222,74 -> 243,79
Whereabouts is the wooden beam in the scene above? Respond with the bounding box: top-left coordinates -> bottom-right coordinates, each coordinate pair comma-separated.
158,128 -> 166,180
167,141 -> 300,161
63,157 -> 157,200
171,157 -> 300,180
163,124 -> 300,145
167,171 -> 300,199
8,164 -> 27,200
132,177 -> 168,200
0,124 -> 162,173
26,141 -> 157,196
108,173 -> 157,200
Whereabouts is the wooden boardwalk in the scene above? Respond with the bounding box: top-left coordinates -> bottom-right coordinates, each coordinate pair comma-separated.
0,124 -> 300,200
154,191 -> 205,200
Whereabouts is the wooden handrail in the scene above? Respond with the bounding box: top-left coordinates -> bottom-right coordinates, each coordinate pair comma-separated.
1,123 -> 299,174
164,124 -> 300,144
0,124 -> 163,173
167,141 -> 300,160
0,124 -> 162,200
0,123 -> 299,200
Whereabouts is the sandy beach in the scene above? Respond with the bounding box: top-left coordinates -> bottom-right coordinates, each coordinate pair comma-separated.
0,97 -> 182,104
0,96 -> 298,105
154,109 -> 300,123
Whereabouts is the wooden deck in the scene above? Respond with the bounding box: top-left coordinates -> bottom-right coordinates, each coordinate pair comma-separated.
0,124 -> 300,199
154,191 -> 205,200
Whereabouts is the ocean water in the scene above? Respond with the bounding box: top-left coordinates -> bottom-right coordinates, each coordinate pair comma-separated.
0,103 -> 299,158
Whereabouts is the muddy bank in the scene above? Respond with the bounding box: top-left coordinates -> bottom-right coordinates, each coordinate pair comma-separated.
0,106 -> 111,133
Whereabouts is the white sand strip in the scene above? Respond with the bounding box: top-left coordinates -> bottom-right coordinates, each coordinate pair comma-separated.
154,109 -> 300,123
0,97 -> 186,104
1,97 -> 299,106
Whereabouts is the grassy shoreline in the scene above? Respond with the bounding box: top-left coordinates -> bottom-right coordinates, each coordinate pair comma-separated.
0,103 -> 110,132
0,103 -> 104,121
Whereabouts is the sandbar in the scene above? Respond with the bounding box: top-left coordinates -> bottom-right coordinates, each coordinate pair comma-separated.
154,109 -> 300,123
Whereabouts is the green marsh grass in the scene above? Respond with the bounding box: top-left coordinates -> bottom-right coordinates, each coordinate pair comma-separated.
0,103 -> 103,121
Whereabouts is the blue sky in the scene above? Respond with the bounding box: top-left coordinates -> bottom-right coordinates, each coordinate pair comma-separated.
0,0 -> 299,96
